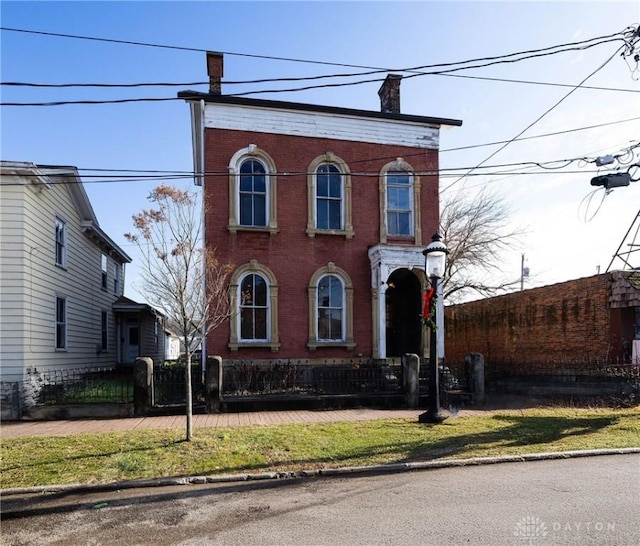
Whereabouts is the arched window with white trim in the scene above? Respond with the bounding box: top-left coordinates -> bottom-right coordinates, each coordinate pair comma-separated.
229,260 -> 280,352
307,263 -> 355,350
228,146 -> 278,235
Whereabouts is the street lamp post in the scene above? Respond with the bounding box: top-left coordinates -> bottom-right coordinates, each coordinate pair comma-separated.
419,233 -> 448,424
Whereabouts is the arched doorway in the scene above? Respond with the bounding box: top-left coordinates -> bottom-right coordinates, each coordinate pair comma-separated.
385,268 -> 422,357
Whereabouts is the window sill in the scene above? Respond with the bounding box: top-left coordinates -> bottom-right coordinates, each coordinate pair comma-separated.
228,225 -> 279,236
307,341 -> 356,351
55,348 -> 68,352
307,228 -> 354,240
55,263 -> 68,271
229,341 -> 281,353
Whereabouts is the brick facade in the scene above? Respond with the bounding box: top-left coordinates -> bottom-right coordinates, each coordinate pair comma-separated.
204,130 -> 440,359
444,273 -> 638,365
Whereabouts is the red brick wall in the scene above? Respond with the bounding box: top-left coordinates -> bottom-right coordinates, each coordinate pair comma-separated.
205,128 -> 440,359
444,274 -> 618,364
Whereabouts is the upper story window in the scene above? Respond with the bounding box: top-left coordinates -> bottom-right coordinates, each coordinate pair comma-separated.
228,146 -> 278,235
55,218 -> 67,268
316,164 -> 342,230
306,153 -> 354,239
387,171 -> 413,236
55,296 -> 67,350
307,263 -> 355,350
114,263 -> 121,295
239,160 -> 268,227
101,254 -> 108,290
228,260 -> 280,352
379,159 -> 422,245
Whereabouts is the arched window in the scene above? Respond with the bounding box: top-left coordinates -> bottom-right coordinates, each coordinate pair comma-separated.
239,160 -> 267,227
229,261 -> 280,351
316,164 -> 342,231
379,158 -> 421,244
228,146 -> 278,235
239,273 -> 268,340
307,263 -> 355,350
306,153 -> 353,239
317,274 -> 344,341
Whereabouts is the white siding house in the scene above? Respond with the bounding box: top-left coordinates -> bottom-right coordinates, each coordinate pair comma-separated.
0,161 -> 132,416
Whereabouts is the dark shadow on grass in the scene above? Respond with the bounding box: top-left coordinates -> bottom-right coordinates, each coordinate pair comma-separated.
1,414 -> 622,490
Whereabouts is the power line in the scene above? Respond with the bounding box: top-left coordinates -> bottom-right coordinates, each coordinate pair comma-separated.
0,25 -> 629,73
441,45 -> 626,194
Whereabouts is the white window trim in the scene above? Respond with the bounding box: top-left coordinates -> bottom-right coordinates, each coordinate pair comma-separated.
227,145 -> 279,235
55,217 -> 67,268
55,295 -> 67,351
101,310 -> 109,352
379,158 -> 422,245
113,263 -> 121,295
101,254 -> 108,291
306,152 -> 354,239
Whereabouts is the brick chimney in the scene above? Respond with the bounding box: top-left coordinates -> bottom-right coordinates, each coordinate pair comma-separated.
206,51 -> 224,95
378,74 -> 402,114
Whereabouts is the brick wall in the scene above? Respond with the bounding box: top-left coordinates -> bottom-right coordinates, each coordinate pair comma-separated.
205,129 -> 440,360
444,274 -> 619,365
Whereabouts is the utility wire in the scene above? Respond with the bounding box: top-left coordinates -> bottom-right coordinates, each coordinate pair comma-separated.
0,25 -> 629,73
441,45 -> 626,194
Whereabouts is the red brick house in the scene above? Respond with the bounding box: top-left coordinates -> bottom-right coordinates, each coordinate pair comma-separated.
179,53 -> 462,363
444,271 -> 640,366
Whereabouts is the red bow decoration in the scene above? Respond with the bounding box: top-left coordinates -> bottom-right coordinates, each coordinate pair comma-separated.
423,287 -> 435,319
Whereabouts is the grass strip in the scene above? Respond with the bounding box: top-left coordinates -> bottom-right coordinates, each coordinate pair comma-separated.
2,407 -> 639,489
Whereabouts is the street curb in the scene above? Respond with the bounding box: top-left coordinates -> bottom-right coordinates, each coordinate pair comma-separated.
2,447 -> 639,497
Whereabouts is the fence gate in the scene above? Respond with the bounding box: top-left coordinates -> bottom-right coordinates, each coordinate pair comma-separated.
153,363 -> 205,408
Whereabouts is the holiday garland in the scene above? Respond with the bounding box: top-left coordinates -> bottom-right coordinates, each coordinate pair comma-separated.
422,287 -> 437,330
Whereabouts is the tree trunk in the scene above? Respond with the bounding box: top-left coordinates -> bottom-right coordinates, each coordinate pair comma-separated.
185,347 -> 193,441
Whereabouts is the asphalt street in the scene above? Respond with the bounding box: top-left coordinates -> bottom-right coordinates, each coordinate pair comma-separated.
2,454 -> 639,546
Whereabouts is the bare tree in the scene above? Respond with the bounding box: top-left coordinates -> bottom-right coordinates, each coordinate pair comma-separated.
125,185 -> 232,441
440,187 -> 525,303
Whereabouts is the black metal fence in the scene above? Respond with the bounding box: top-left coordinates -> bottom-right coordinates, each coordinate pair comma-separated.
153,361 -> 205,406
25,366 -> 133,405
222,359 -> 403,398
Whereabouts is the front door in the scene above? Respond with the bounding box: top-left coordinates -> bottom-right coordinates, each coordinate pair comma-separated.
385,268 -> 422,357
125,325 -> 140,363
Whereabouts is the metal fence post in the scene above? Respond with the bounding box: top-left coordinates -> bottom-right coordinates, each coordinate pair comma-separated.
205,356 -> 223,413
465,353 -> 485,404
402,353 -> 420,409
134,357 -> 154,416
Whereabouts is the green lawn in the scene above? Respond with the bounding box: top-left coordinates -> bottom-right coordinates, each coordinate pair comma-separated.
2,407 -> 639,489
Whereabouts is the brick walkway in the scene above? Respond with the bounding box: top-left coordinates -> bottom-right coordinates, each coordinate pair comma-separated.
1,408 -> 433,439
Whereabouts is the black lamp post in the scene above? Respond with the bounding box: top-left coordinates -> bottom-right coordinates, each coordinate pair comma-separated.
419,232 -> 448,424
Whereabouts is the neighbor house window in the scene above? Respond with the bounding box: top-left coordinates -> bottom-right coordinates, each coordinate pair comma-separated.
306,153 -> 353,239
101,311 -> 108,351
101,255 -> 108,290
379,159 -> 422,244
307,263 -> 355,350
227,146 -> 278,234
55,296 -> 67,350
113,263 -> 121,295
229,260 -> 280,351
55,218 -> 66,267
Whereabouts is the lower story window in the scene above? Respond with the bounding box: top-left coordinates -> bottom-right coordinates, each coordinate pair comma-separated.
240,273 -> 268,340
101,311 -> 108,351
55,296 -> 67,350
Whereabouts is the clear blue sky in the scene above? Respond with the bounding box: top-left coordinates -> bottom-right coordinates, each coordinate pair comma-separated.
2,1 -> 639,302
